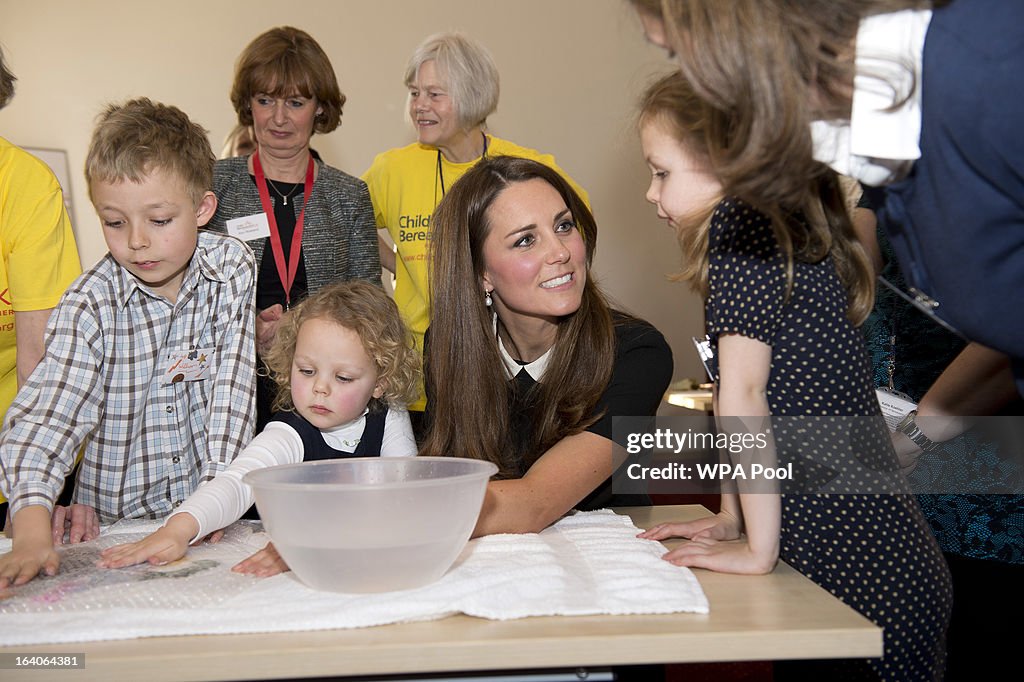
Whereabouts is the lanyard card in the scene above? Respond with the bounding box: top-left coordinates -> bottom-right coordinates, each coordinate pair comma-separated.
225,213 -> 271,241
163,348 -> 215,384
875,387 -> 917,432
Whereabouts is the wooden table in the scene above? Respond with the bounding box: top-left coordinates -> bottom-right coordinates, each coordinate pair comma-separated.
664,389 -> 714,413
0,505 -> 881,681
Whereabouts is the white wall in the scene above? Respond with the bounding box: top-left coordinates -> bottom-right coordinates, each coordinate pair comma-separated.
0,0 -> 705,380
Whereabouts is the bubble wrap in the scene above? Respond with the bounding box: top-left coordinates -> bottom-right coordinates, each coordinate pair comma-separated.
0,520 -> 265,614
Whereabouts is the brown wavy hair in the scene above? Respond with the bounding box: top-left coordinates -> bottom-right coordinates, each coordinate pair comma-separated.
230,26 -> 345,135
639,70 -> 874,322
420,156 -> 615,477
262,281 -> 420,413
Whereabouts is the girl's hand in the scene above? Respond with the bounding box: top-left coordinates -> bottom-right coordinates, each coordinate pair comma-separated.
232,541 -> 290,577
97,513 -> 199,568
661,536 -> 778,575
204,529 -> 225,544
638,509 -> 742,543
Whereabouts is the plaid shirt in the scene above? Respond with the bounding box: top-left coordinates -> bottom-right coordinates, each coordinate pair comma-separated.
0,230 -> 256,522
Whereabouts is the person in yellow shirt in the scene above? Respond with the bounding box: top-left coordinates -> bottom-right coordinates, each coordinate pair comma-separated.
0,47 -> 82,521
363,32 -> 588,435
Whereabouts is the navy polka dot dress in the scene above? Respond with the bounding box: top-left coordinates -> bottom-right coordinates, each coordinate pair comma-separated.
704,198 -> 952,680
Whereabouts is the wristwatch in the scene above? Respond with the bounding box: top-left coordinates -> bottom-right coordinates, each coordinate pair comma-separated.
895,410 -> 940,452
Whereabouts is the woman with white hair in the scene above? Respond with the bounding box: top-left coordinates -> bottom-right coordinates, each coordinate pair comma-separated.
362,32 -> 587,435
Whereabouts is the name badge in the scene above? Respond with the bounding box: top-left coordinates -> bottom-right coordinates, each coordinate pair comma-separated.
225,213 -> 271,241
875,387 -> 917,432
163,348 -> 214,384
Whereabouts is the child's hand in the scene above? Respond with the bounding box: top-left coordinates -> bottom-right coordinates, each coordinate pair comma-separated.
51,504 -> 101,545
0,540 -> 60,587
97,528 -> 187,568
659,537 -> 778,575
232,541 -> 290,577
0,506 -> 60,587
638,510 -> 742,543
97,513 -> 199,568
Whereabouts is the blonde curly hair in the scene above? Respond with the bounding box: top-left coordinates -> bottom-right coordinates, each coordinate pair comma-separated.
262,281 -> 420,413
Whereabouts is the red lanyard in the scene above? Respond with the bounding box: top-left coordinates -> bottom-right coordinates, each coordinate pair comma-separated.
253,151 -> 315,309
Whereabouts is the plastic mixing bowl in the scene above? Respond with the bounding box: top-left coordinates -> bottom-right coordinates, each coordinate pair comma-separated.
243,457 -> 497,593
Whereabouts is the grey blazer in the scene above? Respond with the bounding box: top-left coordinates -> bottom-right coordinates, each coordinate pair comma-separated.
207,156 -> 382,299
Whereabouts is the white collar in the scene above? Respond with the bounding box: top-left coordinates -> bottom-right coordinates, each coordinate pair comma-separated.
319,408 -> 369,453
810,8 -> 932,186
493,314 -> 554,382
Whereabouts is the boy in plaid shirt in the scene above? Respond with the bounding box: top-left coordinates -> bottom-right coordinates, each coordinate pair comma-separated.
0,98 -> 256,586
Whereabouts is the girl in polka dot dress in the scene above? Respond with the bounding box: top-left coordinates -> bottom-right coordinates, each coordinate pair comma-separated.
636,72 -> 951,680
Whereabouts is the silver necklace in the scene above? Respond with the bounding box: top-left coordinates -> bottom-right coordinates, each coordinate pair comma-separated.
266,178 -> 299,206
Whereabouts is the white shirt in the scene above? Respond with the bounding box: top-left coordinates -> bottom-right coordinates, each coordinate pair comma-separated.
810,9 -> 932,186
172,407 -> 416,540
495,317 -> 554,382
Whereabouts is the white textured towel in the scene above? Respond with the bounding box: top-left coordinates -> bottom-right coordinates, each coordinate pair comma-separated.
0,509 -> 708,645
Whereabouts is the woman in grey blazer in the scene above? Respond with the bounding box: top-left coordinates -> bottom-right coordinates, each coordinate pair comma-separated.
207,26 -> 381,431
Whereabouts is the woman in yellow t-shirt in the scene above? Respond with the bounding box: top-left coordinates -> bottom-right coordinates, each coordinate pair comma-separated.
362,32 -> 588,436
0,47 -> 82,525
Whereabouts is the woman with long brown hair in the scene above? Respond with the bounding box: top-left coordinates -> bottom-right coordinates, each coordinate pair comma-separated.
421,155 -> 671,535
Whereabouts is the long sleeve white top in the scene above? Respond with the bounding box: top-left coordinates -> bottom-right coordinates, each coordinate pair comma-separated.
172,408 -> 415,540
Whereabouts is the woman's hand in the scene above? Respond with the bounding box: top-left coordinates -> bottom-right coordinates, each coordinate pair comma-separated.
255,305 -> 285,355
472,431 -> 614,536
50,504 -> 101,544
232,541 -> 290,577
891,431 -> 923,475
638,509 -> 742,543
